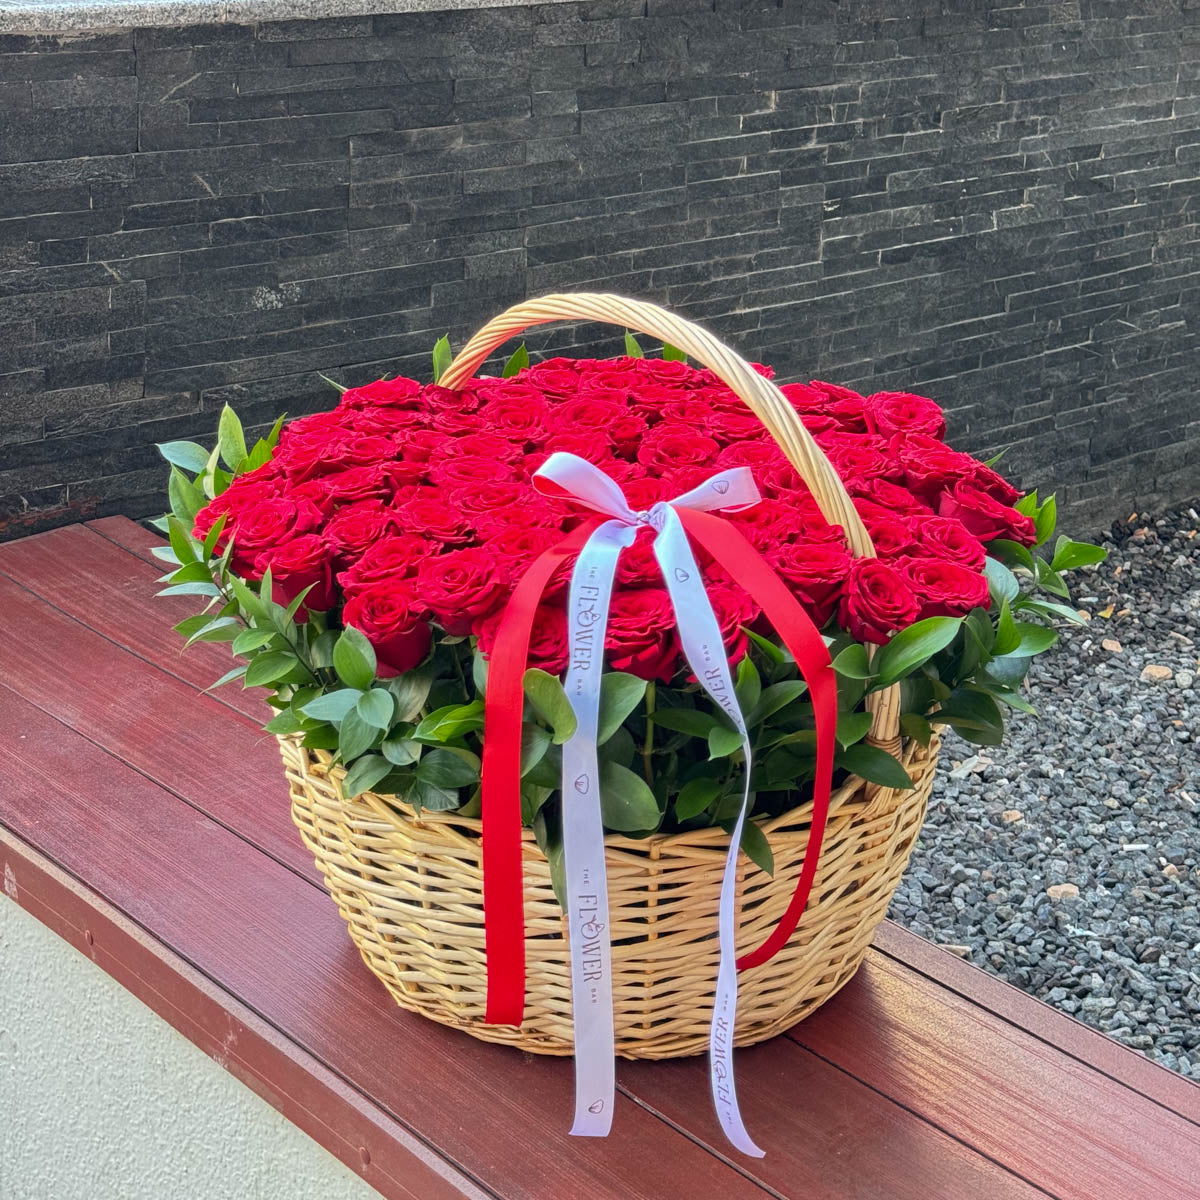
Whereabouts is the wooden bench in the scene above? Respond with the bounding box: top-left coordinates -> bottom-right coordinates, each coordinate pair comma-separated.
1,516 -> 1197,1199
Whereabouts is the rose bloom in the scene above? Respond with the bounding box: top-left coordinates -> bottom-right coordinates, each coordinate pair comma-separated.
428,455 -> 517,488
217,491 -> 322,578
849,476 -> 934,518
807,381 -> 872,432
341,376 -> 423,409
707,583 -> 761,664
867,391 -> 947,440
938,480 -> 1036,545
416,547 -> 507,636
396,428 -> 451,463
817,431 -> 895,483
913,516 -> 987,571
484,525 -> 565,585
899,555 -> 990,620
395,488 -> 473,545
524,363 -> 582,398
341,583 -> 431,677
475,602 -> 568,675
970,460 -> 1022,506
477,385 -> 550,442
325,500 -> 404,565
341,403 -> 427,438
637,423 -> 720,474
854,499 -> 919,557
893,433 -> 979,503
443,431 -> 525,462
703,396 -> 766,442
605,588 -> 679,681
616,529 -> 662,587
338,533 -> 429,592
839,559 -> 921,645
312,463 -> 393,506
254,533 -> 336,620
768,541 -> 852,628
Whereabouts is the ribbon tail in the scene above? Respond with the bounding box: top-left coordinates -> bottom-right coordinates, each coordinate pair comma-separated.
674,507 -> 837,972
560,520 -> 636,1137
653,506 -> 764,1159
481,519 -> 600,1026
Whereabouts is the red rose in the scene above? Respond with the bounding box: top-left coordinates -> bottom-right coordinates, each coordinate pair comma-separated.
341,584 -> 431,678
444,432 -> 524,462
429,455 -> 516,488
768,541 -> 852,627
707,583 -> 761,663
476,602 -> 568,675
341,376 -> 423,409
605,588 -> 679,681
524,363 -> 582,397
913,516 -> 987,571
416,547 -> 507,636
337,533 -> 429,592
899,556 -> 991,619
893,434 -> 978,502
482,525 -> 564,585
395,488 -> 473,545
839,559 -> 921,645
616,529 -> 661,587
970,460 -> 1022,505
396,428 -> 451,463
817,432 -> 895,483
637,423 -> 720,474
848,476 -> 933,518
423,383 -> 481,413
808,381 -> 871,432
477,385 -> 550,442
325,500 -> 403,565
937,481 -> 1036,545
867,391 -> 947,440
312,464 -> 393,506
701,396 -> 765,442
552,395 -> 630,433
254,533 -> 336,620
854,499 -> 918,557
224,492 -> 323,577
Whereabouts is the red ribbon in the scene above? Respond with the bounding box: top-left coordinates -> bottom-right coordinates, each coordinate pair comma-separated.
480,511 -> 837,1025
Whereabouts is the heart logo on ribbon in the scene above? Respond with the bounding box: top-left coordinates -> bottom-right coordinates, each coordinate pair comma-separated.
574,774 -> 589,794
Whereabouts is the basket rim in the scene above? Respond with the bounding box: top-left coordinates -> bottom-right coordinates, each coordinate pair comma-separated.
279,730 -> 940,853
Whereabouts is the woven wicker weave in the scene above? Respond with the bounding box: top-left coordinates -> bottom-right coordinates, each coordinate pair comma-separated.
282,294 -> 939,1057
281,731 -> 938,1057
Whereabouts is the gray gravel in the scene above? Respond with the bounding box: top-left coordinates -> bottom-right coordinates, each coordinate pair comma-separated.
889,505 -> 1200,1078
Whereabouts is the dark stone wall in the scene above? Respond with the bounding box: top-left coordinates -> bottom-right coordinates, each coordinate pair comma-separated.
1,0 -> 1198,538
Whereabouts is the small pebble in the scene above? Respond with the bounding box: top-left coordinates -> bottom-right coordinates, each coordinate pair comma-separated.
1001,809 -> 1024,823
1141,664 -> 1174,682
1047,883 -> 1080,901
1102,638 -> 1122,653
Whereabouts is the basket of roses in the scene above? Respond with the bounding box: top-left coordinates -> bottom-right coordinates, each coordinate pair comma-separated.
154,294 -> 1104,1149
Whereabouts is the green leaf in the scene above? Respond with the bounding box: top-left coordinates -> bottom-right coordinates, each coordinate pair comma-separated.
243,650 -> 299,688
831,643 -> 873,679
431,333 -> 452,382
168,467 -> 205,523
501,342 -> 529,377
163,560 -> 216,585
185,615 -> 240,648
983,448 -> 1008,468
356,687 -> 395,730
1050,537 -> 1107,572
836,744 -> 914,790
317,371 -> 347,395
263,709 -> 306,736
937,688 -> 1005,746
983,652 -> 1034,690
333,626 -> 377,690
734,656 -> 761,714
152,545 -> 181,566
1009,622 -> 1058,656
232,626 -> 279,655
899,712 -> 933,747
737,820 -> 773,876
262,412 -> 287,450
1016,598 -> 1087,625
413,779 -> 463,812
229,575 -> 267,623
674,778 -> 722,821
597,672 -> 646,744
984,556 -> 1020,606
205,664 -> 247,692
651,708 -> 717,738
385,670 -> 434,722
745,680 -> 808,727
533,812 -> 567,909
873,617 -> 963,687
381,733 -> 421,767
623,330 -> 644,358
302,689 -> 362,722
338,708 -> 378,762
1034,493 -> 1057,546
283,583 -> 318,624
414,701 -> 484,742
417,748 -> 480,790
744,627 -> 785,666
173,614 -> 211,639
158,580 -> 222,598
522,668 -> 578,744
201,513 -> 228,561
157,440 -> 211,474
217,404 -> 248,471
302,724 -> 340,751
988,538 -> 1035,572
343,754 -> 392,798
1034,558 -> 1071,599
166,515 -> 199,565
599,761 -> 661,832
520,723 -> 553,776
662,342 -> 687,362
835,711 -> 873,748
708,724 -> 744,760
1014,490 -> 1038,517
994,597 -> 1019,655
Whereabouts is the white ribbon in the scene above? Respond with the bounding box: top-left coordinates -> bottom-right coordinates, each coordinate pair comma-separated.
533,452 -> 766,1157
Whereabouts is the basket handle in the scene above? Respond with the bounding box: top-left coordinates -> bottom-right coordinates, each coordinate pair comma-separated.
442,292 -> 902,749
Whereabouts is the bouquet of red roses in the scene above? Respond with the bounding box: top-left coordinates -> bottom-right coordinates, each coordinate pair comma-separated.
156,337 -> 1102,877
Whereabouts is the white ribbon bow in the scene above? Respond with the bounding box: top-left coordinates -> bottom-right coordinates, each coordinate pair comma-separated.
532,452 -> 765,1158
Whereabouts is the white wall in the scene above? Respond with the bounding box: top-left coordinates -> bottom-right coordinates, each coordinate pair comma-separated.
0,896 -> 381,1200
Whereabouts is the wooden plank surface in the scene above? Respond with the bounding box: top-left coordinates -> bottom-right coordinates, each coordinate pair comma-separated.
3,517 -> 1198,1200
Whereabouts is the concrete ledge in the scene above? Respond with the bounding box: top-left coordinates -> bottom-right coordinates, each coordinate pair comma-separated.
0,0 -> 534,33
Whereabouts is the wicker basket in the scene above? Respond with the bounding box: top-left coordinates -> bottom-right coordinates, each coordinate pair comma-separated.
281,293 -> 937,1058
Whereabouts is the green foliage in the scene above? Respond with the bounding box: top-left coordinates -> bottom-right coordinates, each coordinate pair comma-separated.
623,330 -> 644,358
431,334 -> 452,383
501,343 -> 529,377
